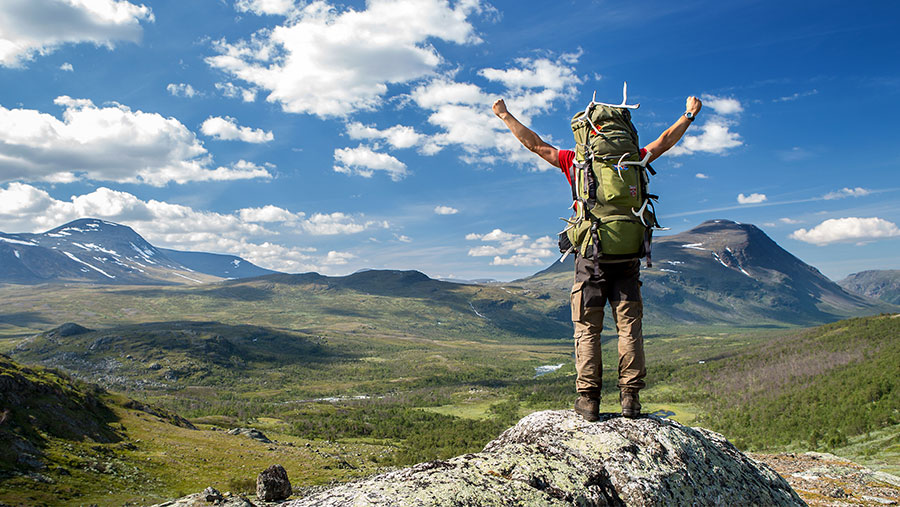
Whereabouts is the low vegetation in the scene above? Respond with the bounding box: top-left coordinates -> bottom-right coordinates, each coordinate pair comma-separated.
678,314 -> 899,456
0,273 -> 897,504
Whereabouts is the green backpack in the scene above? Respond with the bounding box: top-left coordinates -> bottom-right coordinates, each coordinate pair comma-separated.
561,93 -> 661,271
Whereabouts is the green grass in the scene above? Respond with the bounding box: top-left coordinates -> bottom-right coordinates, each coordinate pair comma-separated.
1,277 -> 897,504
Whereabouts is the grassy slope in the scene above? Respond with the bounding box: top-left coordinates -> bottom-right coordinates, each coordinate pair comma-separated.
669,314 -> 900,473
2,275 -> 898,501
0,355 -> 392,506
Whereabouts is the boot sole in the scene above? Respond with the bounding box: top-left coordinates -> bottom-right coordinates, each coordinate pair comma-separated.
621,409 -> 640,419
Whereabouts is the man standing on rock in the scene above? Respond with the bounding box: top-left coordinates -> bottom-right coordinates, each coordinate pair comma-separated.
492,93 -> 702,421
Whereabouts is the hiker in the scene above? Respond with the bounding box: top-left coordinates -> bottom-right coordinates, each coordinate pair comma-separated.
492,93 -> 702,421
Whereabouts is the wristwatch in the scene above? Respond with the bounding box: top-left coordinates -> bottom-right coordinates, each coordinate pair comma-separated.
684,111 -> 696,122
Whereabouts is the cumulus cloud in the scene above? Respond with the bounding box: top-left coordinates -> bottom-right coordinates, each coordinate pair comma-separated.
790,217 -> 900,246
235,0 -> 296,16
0,97 -> 272,186
466,228 -> 554,266
346,122 -> 425,150
167,83 -> 198,98
60,62 -> 74,72
779,217 -> 802,224
701,95 -> 743,115
323,250 -> 356,265
239,205 -> 387,235
207,0 -> 486,118
215,82 -> 257,102
434,205 -> 458,215
823,187 -> 870,200
695,173 -> 709,179
0,182 -> 389,273
238,205 -> 301,223
668,116 -> 743,156
668,95 -> 744,157
333,145 -> 408,181
407,58 -> 581,171
201,116 -> 273,143
0,0 -> 153,67
479,56 -> 581,96
737,193 -> 767,204
301,212 -> 388,235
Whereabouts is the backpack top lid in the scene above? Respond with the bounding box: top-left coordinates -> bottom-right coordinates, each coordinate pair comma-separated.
571,103 -> 640,161
571,84 -> 642,160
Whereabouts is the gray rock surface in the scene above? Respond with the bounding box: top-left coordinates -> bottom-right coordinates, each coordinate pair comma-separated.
228,427 -> 272,443
286,410 -> 805,506
257,464 -> 292,502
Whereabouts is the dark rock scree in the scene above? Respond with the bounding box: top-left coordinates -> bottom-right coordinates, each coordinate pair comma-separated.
286,410 -> 805,506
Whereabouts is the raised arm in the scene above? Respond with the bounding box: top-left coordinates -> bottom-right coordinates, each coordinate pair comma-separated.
492,99 -> 560,168
643,96 -> 703,163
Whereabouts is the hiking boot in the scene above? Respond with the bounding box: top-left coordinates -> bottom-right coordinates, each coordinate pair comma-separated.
574,394 -> 600,422
620,390 -> 641,419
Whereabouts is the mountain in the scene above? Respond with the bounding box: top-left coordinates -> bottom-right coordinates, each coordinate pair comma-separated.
520,219 -> 893,326
158,248 -> 277,279
0,218 -> 273,285
838,270 -> 900,304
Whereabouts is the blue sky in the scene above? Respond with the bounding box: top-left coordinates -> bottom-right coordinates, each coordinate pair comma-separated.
0,0 -> 898,281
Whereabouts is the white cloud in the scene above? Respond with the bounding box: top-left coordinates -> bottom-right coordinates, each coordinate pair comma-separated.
333,145 -> 408,181
167,83 -> 198,98
394,234 -> 412,243
301,212 -> 388,235
701,94 -> 743,115
404,54 -> 584,171
823,187 -> 870,200
323,250 -> 356,265
0,0 -> 153,67
238,205 -> 301,223
434,205 -> 459,215
235,0 -> 296,16
215,82 -> 257,102
479,56 -> 581,94
0,182 -> 393,273
669,116 -> 743,156
737,193 -> 767,204
0,97 -> 273,186
790,217 -> 900,246
207,0 -> 486,117
779,217 -> 802,224
346,122 -> 425,150
695,173 -> 709,179
411,78 -> 487,109
466,228 -> 554,266
60,62 -> 74,72
201,116 -> 274,143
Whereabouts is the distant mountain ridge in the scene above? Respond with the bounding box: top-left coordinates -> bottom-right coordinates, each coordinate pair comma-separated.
838,270 -> 900,304
0,218 -> 277,285
521,219 -> 894,326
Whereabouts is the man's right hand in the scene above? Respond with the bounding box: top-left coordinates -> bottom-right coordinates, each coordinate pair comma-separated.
492,99 -> 508,118
686,96 -> 702,115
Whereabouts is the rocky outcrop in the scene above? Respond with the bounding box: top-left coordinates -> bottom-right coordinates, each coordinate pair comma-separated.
752,452 -> 900,506
287,410 -> 805,506
257,464 -> 292,501
228,427 -> 272,443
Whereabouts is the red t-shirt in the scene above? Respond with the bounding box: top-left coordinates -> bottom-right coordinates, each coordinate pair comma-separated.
558,148 -> 647,186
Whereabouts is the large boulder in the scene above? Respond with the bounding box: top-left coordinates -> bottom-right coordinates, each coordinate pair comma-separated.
286,410 -> 805,506
257,464 -> 292,502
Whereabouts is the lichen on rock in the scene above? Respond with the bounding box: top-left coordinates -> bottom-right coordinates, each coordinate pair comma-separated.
286,410 -> 806,506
